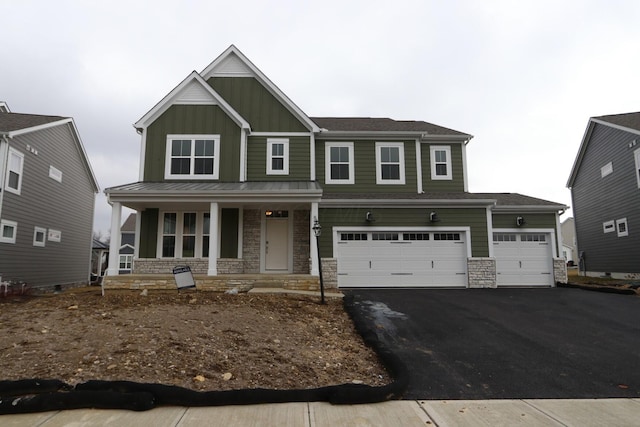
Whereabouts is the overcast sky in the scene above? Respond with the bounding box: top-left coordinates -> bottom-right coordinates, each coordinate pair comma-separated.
2,0 -> 639,236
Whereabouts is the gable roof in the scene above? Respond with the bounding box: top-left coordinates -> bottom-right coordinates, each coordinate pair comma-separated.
134,71 -> 250,130
567,111 -> 640,188
312,117 -> 471,139
0,112 -> 69,136
121,213 -> 136,233
201,45 -> 319,133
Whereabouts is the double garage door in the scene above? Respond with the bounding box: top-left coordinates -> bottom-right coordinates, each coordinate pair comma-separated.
493,232 -> 554,287
335,230 -> 468,288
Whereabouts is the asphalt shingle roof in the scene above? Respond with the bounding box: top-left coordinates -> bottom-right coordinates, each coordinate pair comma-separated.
594,112 -> 640,132
322,192 -> 565,207
0,112 -> 67,133
311,117 -> 470,136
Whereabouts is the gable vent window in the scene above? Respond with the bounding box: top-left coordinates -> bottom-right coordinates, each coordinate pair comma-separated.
601,162 -> 613,178
165,135 -> 220,179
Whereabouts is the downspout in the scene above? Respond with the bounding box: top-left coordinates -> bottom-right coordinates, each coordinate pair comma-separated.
0,134 -> 10,221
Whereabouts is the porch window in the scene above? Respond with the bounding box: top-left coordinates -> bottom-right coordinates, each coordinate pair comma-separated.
162,213 -> 177,257
202,213 -> 210,258
165,135 -> 220,179
159,211 -> 210,258
375,142 -> 405,184
430,145 -> 452,180
182,213 -> 197,258
325,142 -> 354,184
267,138 -> 289,175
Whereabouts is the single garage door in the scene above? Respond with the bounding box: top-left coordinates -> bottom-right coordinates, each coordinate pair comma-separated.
336,231 -> 468,287
493,232 -> 553,287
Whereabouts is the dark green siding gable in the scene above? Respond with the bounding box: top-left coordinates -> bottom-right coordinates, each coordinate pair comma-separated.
316,140 -> 418,193
247,136 -> 310,180
422,143 -> 465,192
144,105 -> 241,182
208,77 -> 308,132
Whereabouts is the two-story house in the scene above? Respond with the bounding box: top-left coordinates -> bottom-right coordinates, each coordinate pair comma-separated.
0,102 -> 99,290
567,112 -> 640,279
104,46 -> 567,290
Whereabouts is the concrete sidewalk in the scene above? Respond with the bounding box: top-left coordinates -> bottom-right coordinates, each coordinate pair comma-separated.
2,399 -> 640,426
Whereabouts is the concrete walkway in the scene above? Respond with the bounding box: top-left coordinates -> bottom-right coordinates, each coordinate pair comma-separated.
2,399 -> 640,426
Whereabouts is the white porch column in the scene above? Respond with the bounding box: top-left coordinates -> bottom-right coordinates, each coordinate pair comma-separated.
310,202 -> 319,276
106,202 -> 122,276
208,202 -> 219,275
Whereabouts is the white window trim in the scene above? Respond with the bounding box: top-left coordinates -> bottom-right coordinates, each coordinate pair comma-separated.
0,219 -> 17,244
634,148 -> 640,188
325,142 -> 354,184
600,162 -> 613,178
164,134 -> 220,180
603,220 -> 615,233
33,226 -> 46,247
266,138 -> 289,175
616,218 -> 629,237
430,145 -> 453,180
157,211 -> 209,258
375,142 -> 405,185
5,148 -> 24,195
49,165 -> 62,182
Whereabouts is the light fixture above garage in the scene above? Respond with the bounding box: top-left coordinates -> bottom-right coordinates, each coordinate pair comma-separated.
366,211 -> 375,222
429,211 -> 440,222
516,216 -> 526,227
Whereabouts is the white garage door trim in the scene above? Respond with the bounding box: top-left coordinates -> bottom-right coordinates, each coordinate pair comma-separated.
493,228 -> 556,287
333,226 -> 471,288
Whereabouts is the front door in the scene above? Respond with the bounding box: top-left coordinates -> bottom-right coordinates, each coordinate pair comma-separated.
265,216 -> 289,271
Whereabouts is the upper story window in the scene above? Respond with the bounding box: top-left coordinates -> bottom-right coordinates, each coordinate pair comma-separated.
165,135 -> 220,180
326,142 -> 354,184
0,219 -> 17,244
430,145 -> 452,180
5,148 -> 24,195
266,138 -> 289,175
375,142 -> 405,184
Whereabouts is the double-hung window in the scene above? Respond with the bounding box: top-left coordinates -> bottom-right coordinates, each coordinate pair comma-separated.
5,148 -> 24,195
159,212 -> 209,258
119,255 -> 133,271
325,142 -> 354,184
267,138 -> 289,175
165,135 -> 220,179
430,145 -> 452,180
375,142 -> 405,184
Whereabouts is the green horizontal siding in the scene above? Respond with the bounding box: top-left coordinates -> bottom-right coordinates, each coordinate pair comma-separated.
492,213 -> 556,229
139,208 -> 158,258
208,77 -> 308,132
318,207 -> 489,257
247,136 -> 311,180
144,105 -> 241,182
316,140 -> 418,193
421,143 -> 465,192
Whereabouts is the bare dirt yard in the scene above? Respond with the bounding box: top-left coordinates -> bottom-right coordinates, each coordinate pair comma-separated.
0,288 -> 390,391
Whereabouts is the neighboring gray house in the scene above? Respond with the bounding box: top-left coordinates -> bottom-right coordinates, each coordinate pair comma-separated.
561,217 -> 577,265
0,102 -> 99,290
119,213 -> 136,273
567,111 -> 640,279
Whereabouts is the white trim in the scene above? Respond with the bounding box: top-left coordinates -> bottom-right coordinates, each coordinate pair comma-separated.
266,138 -> 289,175
33,226 -> 46,247
310,133 -> 316,181
106,203 -> 122,275
634,147 -> 640,189
430,145 -> 453,180
134,211 -> 141,258
486,206 -> 494,258
325,142 -> 354,184
240,128 -> 247,182
311,203 -> 319,276
5,147 -> 24,195
375,142 -> 405,185
0,219 -> 17,244
138,128 -> 147,181
600,162 -> 613,178
415,140 -> 423,193
164,134 -> 220,180
237,208 -> 244,258
48,165 -> 62,182
555,212 -> 563,260
616,218 -> 629,237
250,132 -> 312,137
462,142 -> 469,191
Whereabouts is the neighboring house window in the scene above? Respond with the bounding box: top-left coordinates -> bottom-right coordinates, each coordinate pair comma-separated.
33,227 -> 46,247
165,135 -> 220,179
119,255 -> 133,270
375,142 -> 405,184
603,220 -> 615,233
634,148 -> 640,188
616,218 -> 629,237
5,148 -> 24,195
49,165 -> 62,182
48,229 -> 61,242
325,142 -> 354,184
600,162 -> 613,178
430,145 -> 452,180
266,139 -> 289,175
0,219 -> 17,244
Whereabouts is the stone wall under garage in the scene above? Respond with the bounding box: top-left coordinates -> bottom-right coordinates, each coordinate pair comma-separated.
467,258 -> 497,288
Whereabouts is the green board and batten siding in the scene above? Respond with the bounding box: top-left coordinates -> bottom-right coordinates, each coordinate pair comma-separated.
421,143 -> 465,192
247,136 -> 311,181
317,207 -> 489,258
208,77 -> 308,132
144,105 -> 241,182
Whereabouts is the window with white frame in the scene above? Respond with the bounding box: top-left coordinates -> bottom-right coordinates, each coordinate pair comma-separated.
430,145 -> 452,180
160,212 -> 209,258
325,142 -> 354,184
0,219 -> 17,244
49,165 -> 62,182
33,227 -> 46,247
119,254 -> 133,270
634,148 -> 640,188
616,218 -> 629,237
165,135 -> 220,179
266,139 -> 289,175
5,148 -> 24,194
375,142 -> 405,184
600,162 -> 613,178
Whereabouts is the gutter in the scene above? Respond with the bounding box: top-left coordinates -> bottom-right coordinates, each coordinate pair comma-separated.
0,135 -> 9,221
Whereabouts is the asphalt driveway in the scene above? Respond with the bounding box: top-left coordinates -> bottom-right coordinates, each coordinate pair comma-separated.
346,288 -> 640,399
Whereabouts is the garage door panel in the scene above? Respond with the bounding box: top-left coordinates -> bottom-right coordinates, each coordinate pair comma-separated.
494,233 -> 553,287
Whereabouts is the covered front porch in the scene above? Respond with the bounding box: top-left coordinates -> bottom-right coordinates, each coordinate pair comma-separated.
104,181 -> 329,290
